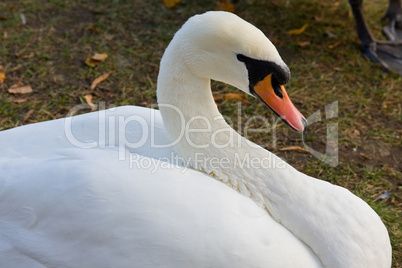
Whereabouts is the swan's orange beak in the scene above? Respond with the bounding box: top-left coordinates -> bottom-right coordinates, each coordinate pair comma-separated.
253,74 -> 307,132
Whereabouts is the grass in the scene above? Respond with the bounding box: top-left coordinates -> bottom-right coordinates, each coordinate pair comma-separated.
1,0 -> 401,265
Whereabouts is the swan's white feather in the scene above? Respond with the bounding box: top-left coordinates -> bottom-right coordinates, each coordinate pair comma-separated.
0,107 -> 320,267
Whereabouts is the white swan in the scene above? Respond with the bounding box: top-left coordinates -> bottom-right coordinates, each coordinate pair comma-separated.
0,11 -> 391,268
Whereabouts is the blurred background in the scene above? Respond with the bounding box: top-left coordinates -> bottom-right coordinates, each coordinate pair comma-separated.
0,0 -> 401,265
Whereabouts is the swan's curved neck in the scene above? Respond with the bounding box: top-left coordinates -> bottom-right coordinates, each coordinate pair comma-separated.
157,47 -> 236,162
156,43 -> 390,268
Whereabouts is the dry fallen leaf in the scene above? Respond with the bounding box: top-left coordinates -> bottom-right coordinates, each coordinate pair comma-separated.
8,83 -> 33,94
14,98 -> 28,104
90,71 -> 112,90
22,52 -> 34,59
328,41 -> 341,49
163,0 -> 181,8
92,52 -> 108,61
85,58 -> 97,67
279,146 -> 309,153
224,93 -> 249,102
85,24 -> 101,33
297,41 -> 310,47
10,81 -> 24,87
85,52 -> 108,67
320,1 -> 339,7
352,129 -> 360,136
382,100 -> 400,109
214,0 -> 235,13
214,93 -> 249,105
288,24 -> 308,35
139,101 -> 151,108
84,94 -> 97,111
0,66 -> 5,83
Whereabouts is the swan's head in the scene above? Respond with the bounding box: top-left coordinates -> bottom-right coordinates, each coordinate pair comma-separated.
169,11 -> 306,132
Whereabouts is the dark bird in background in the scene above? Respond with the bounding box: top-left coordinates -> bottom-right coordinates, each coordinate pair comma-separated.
348,0 -> 402,75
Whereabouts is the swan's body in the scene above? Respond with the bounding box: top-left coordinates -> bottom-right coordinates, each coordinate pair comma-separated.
0,11 -> 391,267
0,107 -> 320,267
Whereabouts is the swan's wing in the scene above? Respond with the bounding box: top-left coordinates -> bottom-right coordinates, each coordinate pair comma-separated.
0,106 -> 175,161
0,148 -> 320,267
